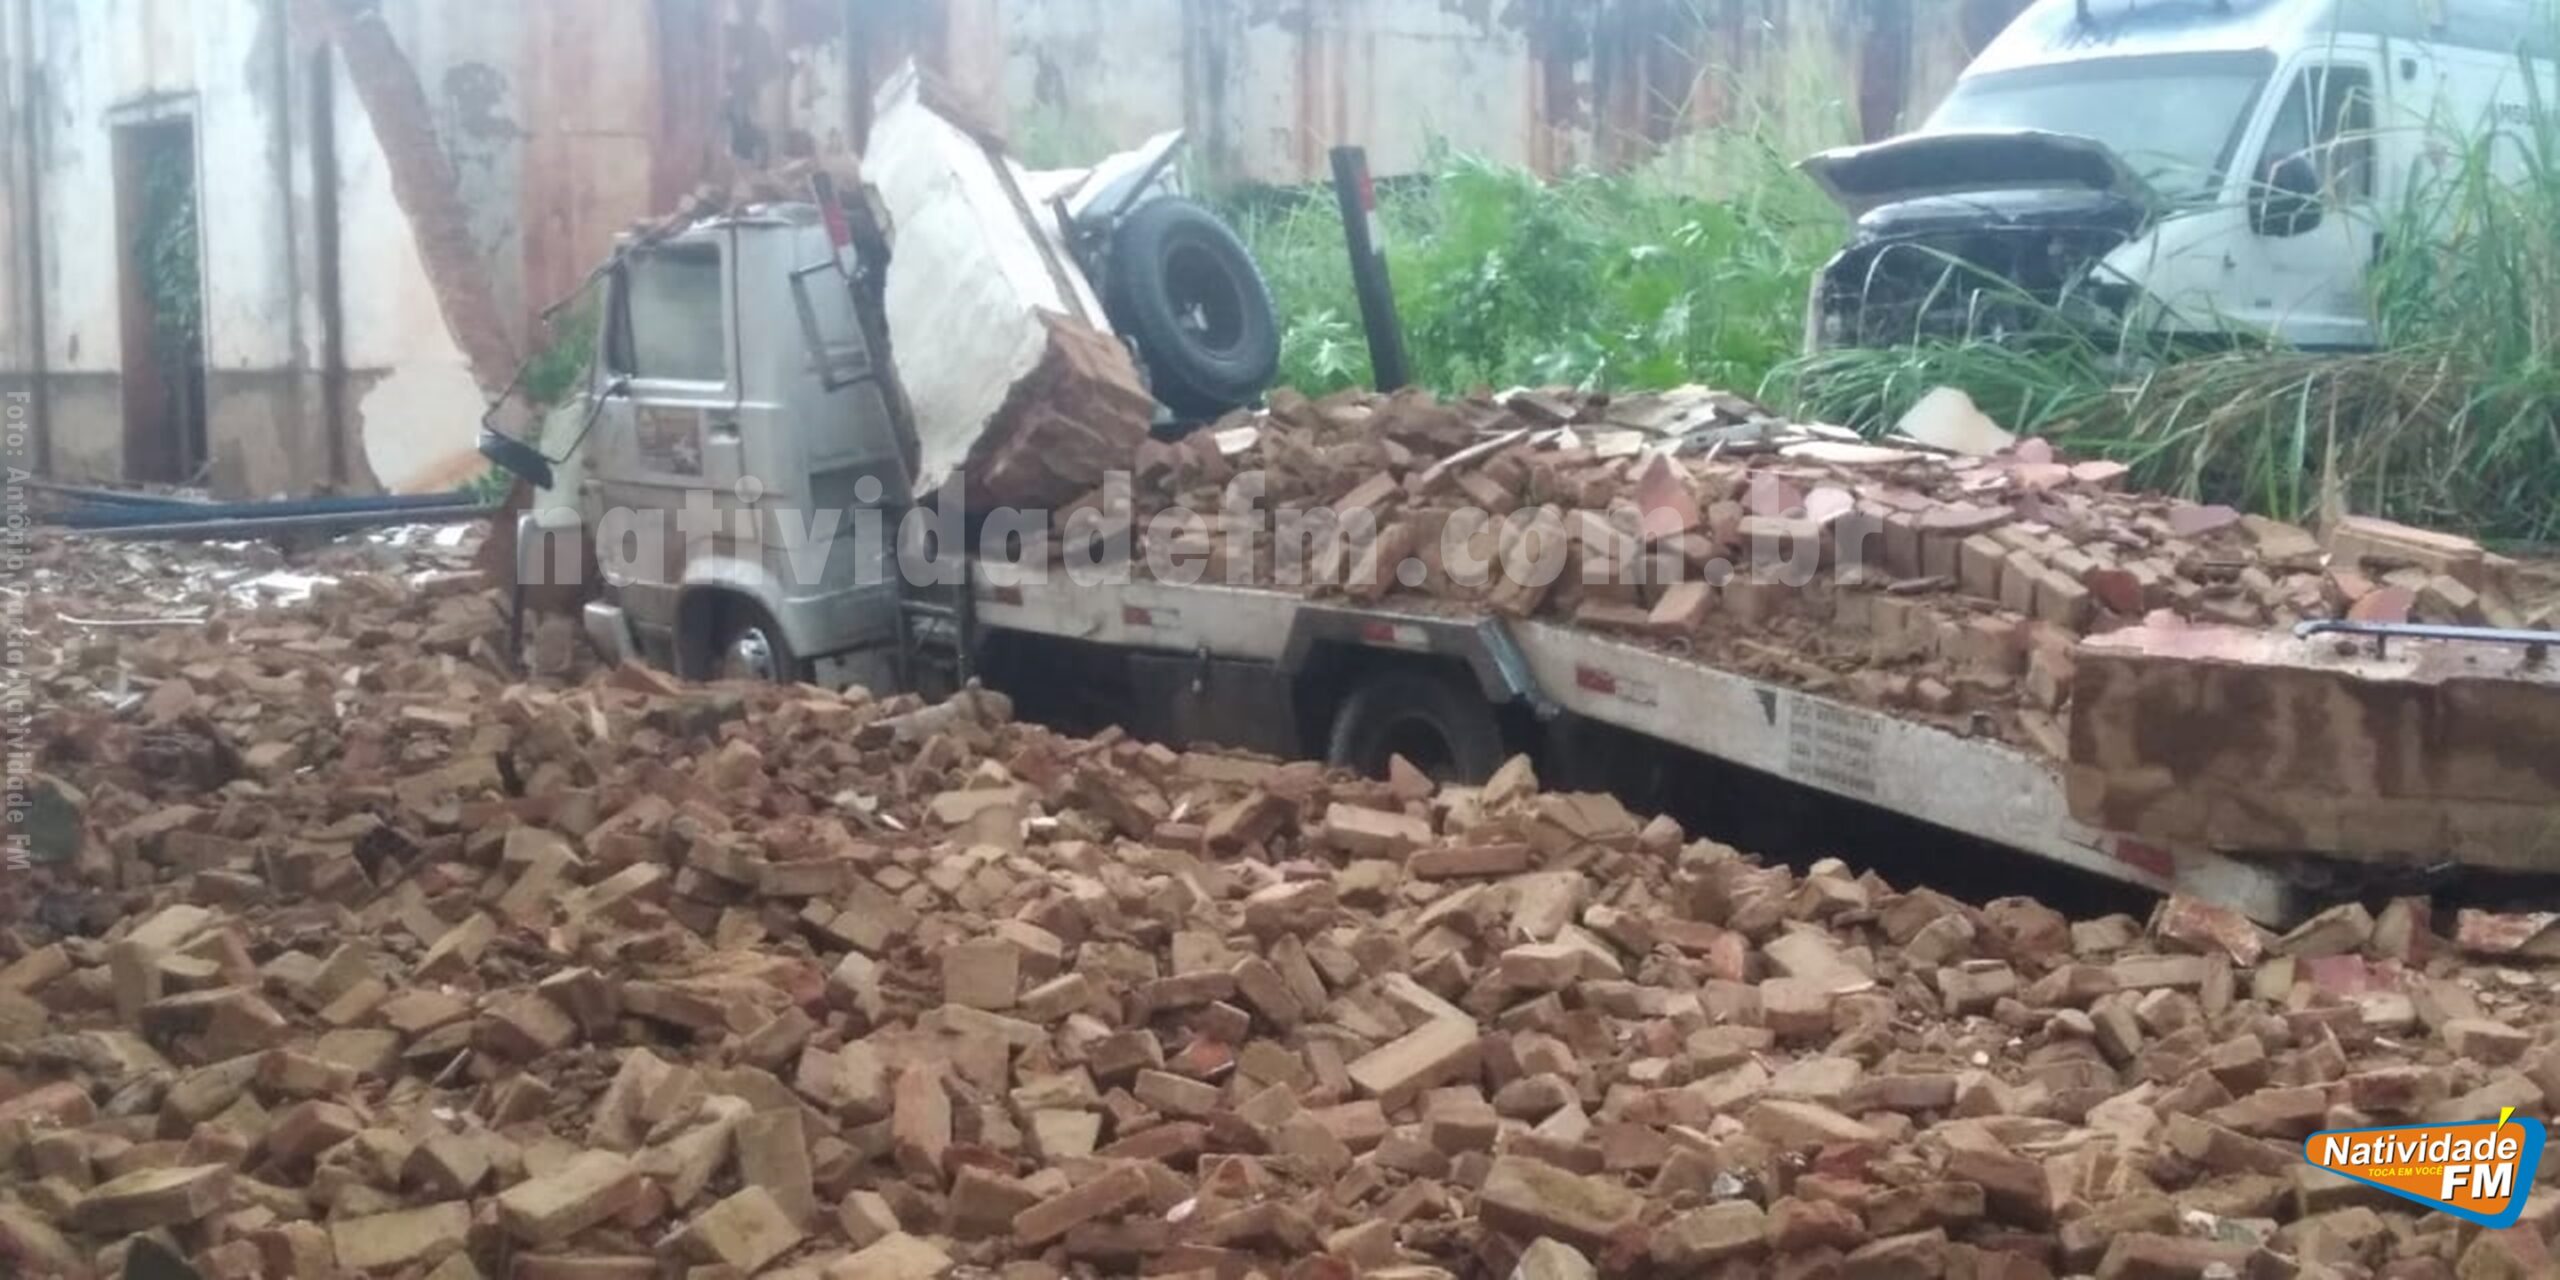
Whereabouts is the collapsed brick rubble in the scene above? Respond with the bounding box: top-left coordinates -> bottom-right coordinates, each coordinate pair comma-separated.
1102,385 -> 2559,766
7,535 -> 2560,1280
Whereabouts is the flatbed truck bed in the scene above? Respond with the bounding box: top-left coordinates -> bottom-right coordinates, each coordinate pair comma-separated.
961,564 -> 2305,923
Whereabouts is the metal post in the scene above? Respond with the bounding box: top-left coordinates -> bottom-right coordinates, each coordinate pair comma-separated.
312,39 -> 348,488
1329,145 -> 1410,392
12,0 -> 54,473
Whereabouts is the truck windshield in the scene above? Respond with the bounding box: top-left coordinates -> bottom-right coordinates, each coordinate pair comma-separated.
1926,52 -> 2274,201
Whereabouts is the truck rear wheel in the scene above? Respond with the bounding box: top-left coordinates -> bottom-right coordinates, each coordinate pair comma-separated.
1325,670 -> 1507,785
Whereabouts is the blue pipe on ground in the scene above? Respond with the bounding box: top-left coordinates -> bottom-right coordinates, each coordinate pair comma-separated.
54,490 -> 478,529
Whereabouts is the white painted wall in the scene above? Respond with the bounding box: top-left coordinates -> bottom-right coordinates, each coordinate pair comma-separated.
992,0 -> 1189,157
957,0 -> 1981,184
329,41 -> 487,494
192,0 -> 298,372
20,0 -> 301,373
1222,0 -> 1558,184
0,0 -> 26,373
31,0 -> 126,378
970,0 -> 1559,182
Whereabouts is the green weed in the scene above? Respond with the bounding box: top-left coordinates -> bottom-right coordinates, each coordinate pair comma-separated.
1229,0 -> 1856,400
521,297 -> 600,410
1232,144 -> 1845,398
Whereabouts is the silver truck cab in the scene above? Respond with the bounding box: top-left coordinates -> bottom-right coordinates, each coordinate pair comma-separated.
574,205 -> 915,691
1804,0 -> 2558,352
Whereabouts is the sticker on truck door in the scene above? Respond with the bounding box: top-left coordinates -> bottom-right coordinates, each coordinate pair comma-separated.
636,406 -> 705,477
1784,695 -> 1882,799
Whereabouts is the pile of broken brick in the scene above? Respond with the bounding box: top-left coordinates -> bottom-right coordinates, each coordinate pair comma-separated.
8,546 -> 2560,1279
1112,385 -> 2553,756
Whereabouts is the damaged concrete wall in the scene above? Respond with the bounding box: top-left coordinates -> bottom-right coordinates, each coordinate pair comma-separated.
194,0 -> 324,501
0,0 -> 480,495
1,0 -> 2022,496
884,0 -> 2033,183
328,0 -> 517,495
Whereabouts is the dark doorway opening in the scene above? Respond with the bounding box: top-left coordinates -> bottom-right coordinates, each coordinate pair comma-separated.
114,118 -> 206,484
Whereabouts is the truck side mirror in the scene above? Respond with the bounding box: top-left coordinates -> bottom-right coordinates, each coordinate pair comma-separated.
2253,154 -> 2324,237
478,374 -> 627,492
479,427 -> 556,490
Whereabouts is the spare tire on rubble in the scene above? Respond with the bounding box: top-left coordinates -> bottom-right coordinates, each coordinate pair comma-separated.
1103,197 -> 1281,419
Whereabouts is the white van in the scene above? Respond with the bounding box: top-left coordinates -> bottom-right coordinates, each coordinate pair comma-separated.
1802,0 -> 2558,352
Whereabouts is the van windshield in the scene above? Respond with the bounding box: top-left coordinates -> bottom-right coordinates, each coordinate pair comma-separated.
1927,52 -> 2275,201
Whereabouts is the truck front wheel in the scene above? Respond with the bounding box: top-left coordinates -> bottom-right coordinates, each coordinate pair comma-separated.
684,597 -> 808,685
1325,670 -> 1507,785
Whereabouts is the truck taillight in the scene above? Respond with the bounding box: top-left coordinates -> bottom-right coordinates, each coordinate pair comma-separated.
811,171 -> 853,269
1359,622 -> 1428,649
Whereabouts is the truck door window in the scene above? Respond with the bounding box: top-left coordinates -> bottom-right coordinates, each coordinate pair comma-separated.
2262,65 -> 2375,201
608,244 -> 728,384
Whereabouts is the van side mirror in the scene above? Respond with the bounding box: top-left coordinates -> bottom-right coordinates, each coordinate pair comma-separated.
2254,154 -> 2324,236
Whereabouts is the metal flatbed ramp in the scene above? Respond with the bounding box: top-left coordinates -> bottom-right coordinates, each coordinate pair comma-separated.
972,570 -> 2304,924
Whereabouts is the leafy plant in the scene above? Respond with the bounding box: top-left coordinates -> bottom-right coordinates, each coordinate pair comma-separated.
136,137 -> 200,361
521,297 -> 600,409
1228,0 -> 1854,398
463,459 -> 518,504
1276,308 -> 1368,391
1230,141 -> 1844,399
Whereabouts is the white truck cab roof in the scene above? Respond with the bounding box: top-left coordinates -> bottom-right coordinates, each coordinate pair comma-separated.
1971,0 -> 2557,73
1812,0 -> 2560,214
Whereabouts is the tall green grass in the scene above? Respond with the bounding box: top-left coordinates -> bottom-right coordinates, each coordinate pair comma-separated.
1230,3 -> 1856,398
1233,145 -> 1846,398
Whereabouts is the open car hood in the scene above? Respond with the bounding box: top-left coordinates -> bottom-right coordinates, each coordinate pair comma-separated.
1801,129 -> 2163,219
1020,129 -> 1187,223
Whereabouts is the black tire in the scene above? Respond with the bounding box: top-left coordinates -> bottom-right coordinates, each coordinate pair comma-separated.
1104,197 -> 1281,418
1325,669 -> 1508,785
1541,715 -> 1671,814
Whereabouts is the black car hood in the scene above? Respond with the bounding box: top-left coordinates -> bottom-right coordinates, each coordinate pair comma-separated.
1802,129 -> 2163,219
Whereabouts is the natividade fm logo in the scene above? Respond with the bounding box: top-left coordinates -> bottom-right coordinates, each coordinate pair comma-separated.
2302,1111 -> 2547,1229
